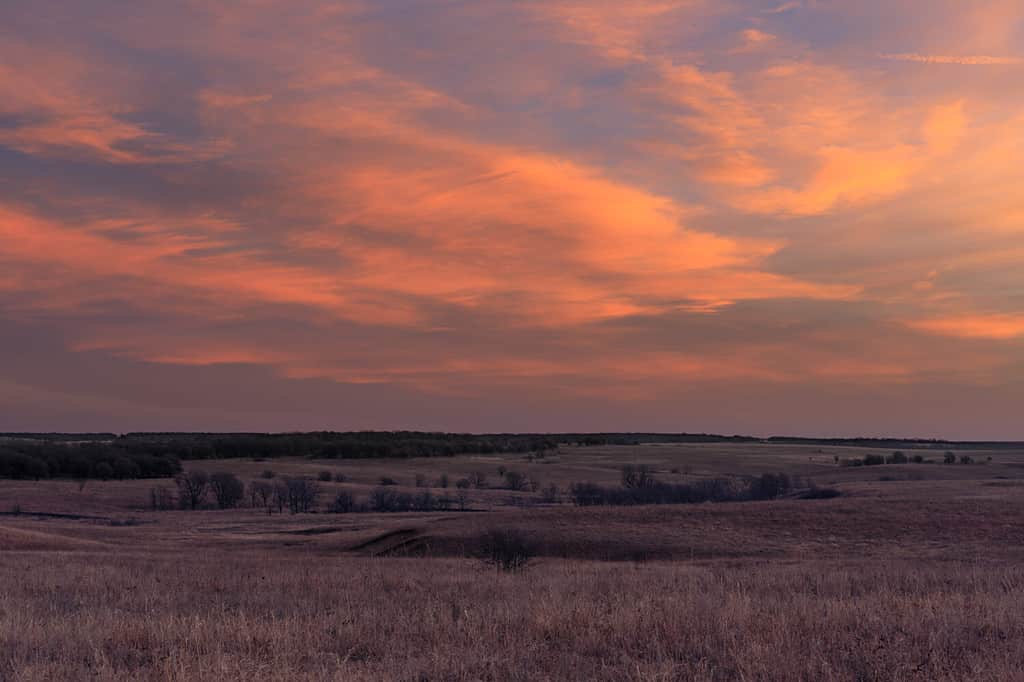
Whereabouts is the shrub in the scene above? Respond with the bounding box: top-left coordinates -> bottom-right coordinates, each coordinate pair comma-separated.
477,529 -> 534,571
540,484 -> 560,503
334,472 -> 348,483
960,455 -> 975,465
437,473 -> 449,488
379,476 -> 398,486
455,477 -> 471,489
469,471 -> 488,489
911,454 -> 924,464
210,472 -> 245,509
862,454 -> 885,466
317,470 -> 333,482
944,451 -> 956,464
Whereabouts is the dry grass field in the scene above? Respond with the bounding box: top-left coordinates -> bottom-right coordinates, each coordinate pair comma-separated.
3,442 -> 1024,680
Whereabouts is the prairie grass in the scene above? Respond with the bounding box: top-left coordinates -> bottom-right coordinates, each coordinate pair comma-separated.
2,552 -> 1023,681
4,443 -> 1024,680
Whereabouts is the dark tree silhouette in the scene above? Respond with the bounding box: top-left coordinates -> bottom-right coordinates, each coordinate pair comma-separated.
176,471 -> 210,510
210,472 -> 245,509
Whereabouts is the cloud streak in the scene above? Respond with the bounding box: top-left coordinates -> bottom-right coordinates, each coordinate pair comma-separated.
879,53 -> 1024,65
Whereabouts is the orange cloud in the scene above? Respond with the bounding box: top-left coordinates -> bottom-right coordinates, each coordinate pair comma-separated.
909,315 -> 1024,340
534,1 -> 703,62
0,203 -> 419,325
0,35 -> 233,165
280,110 -> 856,325
736,96 -> 970,215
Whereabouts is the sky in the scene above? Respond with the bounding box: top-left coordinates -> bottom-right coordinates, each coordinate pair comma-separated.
1,1 -> 1022,438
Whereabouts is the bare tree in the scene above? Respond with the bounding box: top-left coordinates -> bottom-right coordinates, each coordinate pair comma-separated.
503,470 -> 529,491
327,490 -> 355,513
249,480 -> 274,514
621,464 -> 655,489
149,486 -> 175,510
210,472 -> 245,509
272,482 -> 287,514
282,477 -> 319,513
176,471 -> 210,510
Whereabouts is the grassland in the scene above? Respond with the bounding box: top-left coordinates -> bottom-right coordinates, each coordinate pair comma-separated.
3,441 -> 1024,680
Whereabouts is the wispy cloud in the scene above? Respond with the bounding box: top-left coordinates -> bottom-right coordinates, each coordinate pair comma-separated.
880,53 -> 1024,65
908,314 -> 1024,340
763,2 -> 800,14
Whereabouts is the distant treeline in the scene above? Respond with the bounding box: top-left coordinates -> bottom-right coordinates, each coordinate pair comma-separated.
116,432 -> 563,460
762,436 -> 1024,450
0,441 -> 181,480
0,431 -> 1020,476
0,433 -> 118,442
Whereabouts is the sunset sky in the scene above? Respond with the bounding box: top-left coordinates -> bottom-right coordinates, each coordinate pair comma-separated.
2,1 -> 1022,437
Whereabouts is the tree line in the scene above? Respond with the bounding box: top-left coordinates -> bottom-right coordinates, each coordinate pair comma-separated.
117,432 -> 563,460
0,441 -> 181,480
154,464 -> 827,515
568,468 -> 801,507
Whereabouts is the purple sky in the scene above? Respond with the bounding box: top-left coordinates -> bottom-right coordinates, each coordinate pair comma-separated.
1,1 -> 1023,437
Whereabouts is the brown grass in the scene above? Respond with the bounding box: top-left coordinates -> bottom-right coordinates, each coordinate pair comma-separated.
3,442 -> 1024,680
2,553 -> 1023,681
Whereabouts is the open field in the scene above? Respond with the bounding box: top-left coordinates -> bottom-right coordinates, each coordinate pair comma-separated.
3,442 -> 1024,680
